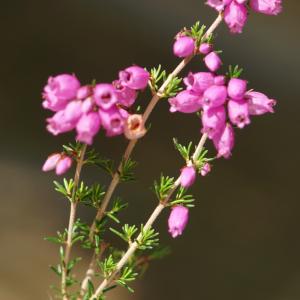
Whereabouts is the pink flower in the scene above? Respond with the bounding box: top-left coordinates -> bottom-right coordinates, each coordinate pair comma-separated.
206,0 -> 232,12
76,112 -> 101,145
94,84 -> 117,111
224,1 -> 248,34
113,80 -> 137,107
46,110 -> 75,135
64,100 -> 82,123
214,75 -> 226,86
81,97 -> 94,114
180,166 -> 196,188
173,36 -> 195,58
199,43 -> 213,55
228,99 -> 250,128
213,123 -> 235,159
168,90 -> 202,113
55,156 -> 73,176
124,114 -> 146,140
200,163 -> 211,176
202,85 -> 227,109
77,85 -> 92,100
202,106 -> 226,138
99,107 -> 125,137
119,66 -> 149,90
42,153 -> 61,172
168,205 -> 189,238
246,91 -> 276,115
204,52 -> 222,72
227,78 -> 247,100
184,72 -> 215,94
42,74 -> 80,112
250,0 -> 282,15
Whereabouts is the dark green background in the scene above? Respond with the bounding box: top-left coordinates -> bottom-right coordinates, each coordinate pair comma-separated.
0,1 -> 299,299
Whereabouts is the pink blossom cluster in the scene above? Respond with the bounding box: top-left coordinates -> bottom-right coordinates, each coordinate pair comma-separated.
206,0 -> 282,33
42,66 -> 150,145
169,47 -> 276,160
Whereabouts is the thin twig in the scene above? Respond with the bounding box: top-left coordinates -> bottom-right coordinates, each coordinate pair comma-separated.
61,144 -> 87,300
90,134 -> 208,299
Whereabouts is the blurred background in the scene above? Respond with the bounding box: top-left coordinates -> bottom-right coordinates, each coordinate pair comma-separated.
0,0 -> 300,299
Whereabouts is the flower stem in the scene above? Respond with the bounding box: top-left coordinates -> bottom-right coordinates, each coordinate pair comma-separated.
82,13 -> 223,293
88,12 -> 223,239
61,143 -> 87,300
90,134 -> 208,299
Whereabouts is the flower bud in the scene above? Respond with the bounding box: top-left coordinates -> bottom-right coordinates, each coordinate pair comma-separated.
94,84 -> 117,111
184,72 -> 215,94
204,52 -> 222,72
173,36 -> 195,58
202,85 -> 227,109
42,74 -> 80,112
168,90 -> 202,113
228,99 -> 250,128
77,85 -> 92,100
42,153 -> 61,172
76,112 -> 101,145
199,42 -> 212,55
206,0 -> 232,12
227,78 -> 247,100
180,166 -> 196,188
168,205 -> 189,238
119,66 -> 149,90
224,1 -> 248,34
214,75 -> 226,86
56,156 -> 72,176
200,163 -> 211,176
202,106 -> 226,138
124,114 -> 146,140
246,91 -> 276,115
250,0 -> 282,15
213,123 -> 235,159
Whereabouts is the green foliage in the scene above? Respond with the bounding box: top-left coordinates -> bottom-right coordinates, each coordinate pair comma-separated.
110,224 -> 138,244
54,178 -> 74,201
137,225 -> 159,250
62,142 -> 83,159
170,187 -> 195,208
116,267 -> 138,293
148,246 -> 171,260
81,183 -> 105,208
119,158 -> 137,182
164,76 -> 182,98
105,198 -> 128,224
173,138 -> 193,162
100,255 -> 117,278
149,65 -> 182,98
227,65 -> 244,78
149,65 -> 167,94
193,148 -> 215,172
85,148 -> 114,176
185,21 -> 207,47
154,174 -> 175,201
44,230 -> 66,245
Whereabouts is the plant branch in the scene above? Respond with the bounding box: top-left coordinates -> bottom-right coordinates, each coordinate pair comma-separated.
90,134 -> 208,299
89,12 -> 223,240
61,143 -> 87,300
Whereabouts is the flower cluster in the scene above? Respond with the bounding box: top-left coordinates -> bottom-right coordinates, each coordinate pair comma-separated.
42,66 -> 149,145
169,46 -> 276,160
206,0 -> 282,33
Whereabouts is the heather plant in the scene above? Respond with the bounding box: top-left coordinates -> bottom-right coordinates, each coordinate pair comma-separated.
42,1 -> 281,299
